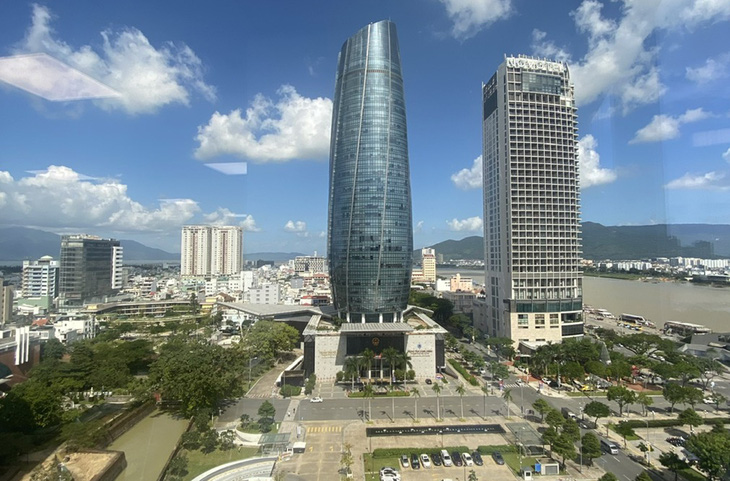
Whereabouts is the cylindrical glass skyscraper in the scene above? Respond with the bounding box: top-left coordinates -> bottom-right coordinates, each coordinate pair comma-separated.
327,20 -> 413,323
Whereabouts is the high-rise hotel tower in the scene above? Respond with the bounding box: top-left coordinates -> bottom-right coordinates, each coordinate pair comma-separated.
327,20 -> 413,323
482,55 -> 583,347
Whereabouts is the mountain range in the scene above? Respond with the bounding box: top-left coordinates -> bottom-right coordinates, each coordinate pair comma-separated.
2,223 -> 729,263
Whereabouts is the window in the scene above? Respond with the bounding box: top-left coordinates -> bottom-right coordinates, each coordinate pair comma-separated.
518,314 -> 528,328
550,313 -> 559,327
535,314 -> 545,328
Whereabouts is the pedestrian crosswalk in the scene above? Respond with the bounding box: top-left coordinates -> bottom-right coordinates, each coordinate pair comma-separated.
306,426 -> 342,433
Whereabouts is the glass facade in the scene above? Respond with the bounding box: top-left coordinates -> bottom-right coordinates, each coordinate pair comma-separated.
59,235 -> 120,304
327,20 -> 413,323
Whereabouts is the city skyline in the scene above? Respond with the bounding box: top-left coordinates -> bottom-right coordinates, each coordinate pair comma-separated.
1,1 -> 729,254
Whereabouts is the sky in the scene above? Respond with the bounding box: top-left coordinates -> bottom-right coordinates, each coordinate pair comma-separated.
1,1 -> 729,255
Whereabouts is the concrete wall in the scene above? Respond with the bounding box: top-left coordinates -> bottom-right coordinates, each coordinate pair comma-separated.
313,332 -> 347,381
404,331 -> 437,379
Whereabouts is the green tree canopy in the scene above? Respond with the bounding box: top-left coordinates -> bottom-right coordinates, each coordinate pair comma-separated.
242,321 -> 299,360
677,408 -> 703,432
607,385 -> 637,415
686,430 -> 730,480
659,451 -> 690,481
584,400 -> 610,424
581,432 -> 602,466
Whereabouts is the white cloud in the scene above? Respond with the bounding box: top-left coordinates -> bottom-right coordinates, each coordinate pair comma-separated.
11,4 -> 214,114
0,166 -> 201,231
686,54 -> 730,83
438,0 -> 512,39
577,135 -> 617,188
451,155 -> 482,190
194,85 -> 332,163
531,30 -> 571,63
203,208 -> 260,231
723,147 -> 730,162
446,216 -> 483,231
284,220 -> 308,237
665,171 -> 729,190
566,0 -> 730,113
630,108 -> 709,143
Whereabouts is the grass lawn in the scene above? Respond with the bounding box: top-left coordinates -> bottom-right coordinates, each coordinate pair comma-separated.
181,446 -> 260,481
363,454 -> 401,481
679,468 -> 707,481
503,453 -> 539,474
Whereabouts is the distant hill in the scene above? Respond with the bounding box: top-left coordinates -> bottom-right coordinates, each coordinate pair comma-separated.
244,252 -> 306,262
417,222 -> 730,261
0,227 -> 178,261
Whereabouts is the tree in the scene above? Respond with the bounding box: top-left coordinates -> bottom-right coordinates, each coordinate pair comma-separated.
200,429 -> 218,453
149,337 -> 241,416
490,362 -> 509,381
546,409 -> 564,431
42,338 -> 66,360
219,430 -> 235,450
411,388 -> 421,421
243,321 -> 300,360
620,333 -> 664,357
607,385 -> 637,415
563,418 -> 581,442
584,401 -> 610,426
659,451 -> 690,481
432,383 -> 442,420
585,360 -> 607,379
709,392 -> 727,411
552,432 -> 577,469
562,361 -> 585,385
677,408 -> 703,433
532,398 -> 551,422
582,432 -> 602,466
542,427 -> 559,447
683,386 -> 704,410
258,400 -> 276,422
361,349 -> 375,381
382,347 -> 399,387
636,392 -> 654,416
614,422 -> 636,448
468,469 -> 479,481
485,337 -> 515,361
456,383 -> 466,420
167,454 -> 189,478
503,389 -> 513,417
663,383 -> 686,413
189,292 -> 200,314
686,430 -> 730,480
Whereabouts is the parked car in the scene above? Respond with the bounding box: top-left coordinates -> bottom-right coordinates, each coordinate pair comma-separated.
461,452 -> 474,466
440,449 -> 453,467
492,452 -> 505,465
451,451 -> 463,466
380,467 -> 401,481
425,378 -> 433,385
310,396 -> 323,403
420,453 -> 431,468
472,451 -> 484,466
431,452 -> 442,466
411,453 -> 420,469
400,454 -> 410,468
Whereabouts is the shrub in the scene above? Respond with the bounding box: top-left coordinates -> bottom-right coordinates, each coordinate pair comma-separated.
448,359 -> 479,386
477,445 -> 518,454
373,446 -> 470,458
305,374 -> 317,394
336,371 -> 344,383
280,384 -> 302,398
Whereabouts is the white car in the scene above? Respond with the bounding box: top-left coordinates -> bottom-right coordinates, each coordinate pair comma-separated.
310,396 -> 323,403
380,467 -> 401,481
704,397 -> 715,404
515,379 -> 525,385
461,452 -> 474,466
420,453 -> 432,468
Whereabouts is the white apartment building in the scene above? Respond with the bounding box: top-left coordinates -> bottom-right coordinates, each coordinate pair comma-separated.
22,256 -> 59,298
245,283 -> 280,305
211,226 -> 243,275
181,225 -> 243,277
112,246 -> 124,289
292,255 -> 328,274
482,55 -> 583,348
412,248 -> 437,284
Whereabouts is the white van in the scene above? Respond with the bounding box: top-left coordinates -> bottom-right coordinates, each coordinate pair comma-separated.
441,449 -> 453,467
600,439 -> 619,455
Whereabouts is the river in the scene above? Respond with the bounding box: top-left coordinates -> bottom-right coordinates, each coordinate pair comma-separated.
108,409 -> 188,481
437,268 -> 730,332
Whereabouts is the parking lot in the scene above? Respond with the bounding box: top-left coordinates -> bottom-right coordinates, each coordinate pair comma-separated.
372,455 -> 514,481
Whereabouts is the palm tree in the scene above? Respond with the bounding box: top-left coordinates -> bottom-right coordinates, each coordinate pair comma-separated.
361,349 -> 375,381
363,383 -> 375,421
398,351 -> 413,381
382,347 -> 399,387
432,383 -> 442,420
410,387 -> 421,421
343,357 -> 359,391
456,383 -> 466,420
503,388 -> 513,417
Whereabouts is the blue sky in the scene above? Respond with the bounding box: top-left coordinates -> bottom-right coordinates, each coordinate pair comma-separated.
0,1 -> 729,255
